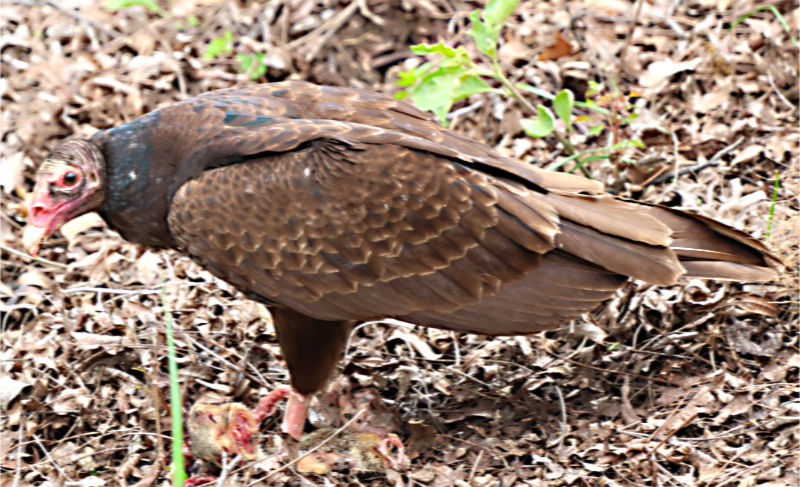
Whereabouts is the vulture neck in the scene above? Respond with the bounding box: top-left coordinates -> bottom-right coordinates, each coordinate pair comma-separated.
91,110 -> 198,249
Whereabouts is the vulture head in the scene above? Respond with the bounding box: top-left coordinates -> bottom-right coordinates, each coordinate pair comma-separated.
24,139 -> 106,256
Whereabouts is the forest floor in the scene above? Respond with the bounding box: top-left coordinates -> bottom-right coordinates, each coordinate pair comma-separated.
1,0 -> 798,486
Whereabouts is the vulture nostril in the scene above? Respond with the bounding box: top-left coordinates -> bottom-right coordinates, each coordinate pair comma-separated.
29,205 -> 46,221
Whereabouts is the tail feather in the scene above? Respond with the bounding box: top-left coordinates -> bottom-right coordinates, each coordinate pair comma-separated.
680,261 -> 778,281
555,220 -> 683,286
543,192 -> 672,246
640,205 -> 780,281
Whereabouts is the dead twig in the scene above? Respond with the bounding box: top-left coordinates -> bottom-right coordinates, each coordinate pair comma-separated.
356,0 -> 385,26
669,129 -> 681,193
616,0 -> 645,81
467,449 -> 483,482
651,136 -> 745,185
216,452 -> 243,487
287,2 -> 360,63
31,434 -> 74,483
766,71 -> 795,110
664,0 -> 688,38
545,385 -> 567,448
0,244 -> 67,269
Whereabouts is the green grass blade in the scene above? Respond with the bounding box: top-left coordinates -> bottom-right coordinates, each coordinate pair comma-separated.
163,283 -> 187,486
730,5 -> 797,46
765,170 -> 780,238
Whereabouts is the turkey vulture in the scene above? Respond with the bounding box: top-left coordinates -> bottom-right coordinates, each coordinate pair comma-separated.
23,81 -> 778,440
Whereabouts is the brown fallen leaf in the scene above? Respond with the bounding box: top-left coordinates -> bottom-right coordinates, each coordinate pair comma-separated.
0,151 -> 29,195
639,57 -> 703,88
539,31 -> 573,61
60,212 -> 106,246
0,376 -> 31,409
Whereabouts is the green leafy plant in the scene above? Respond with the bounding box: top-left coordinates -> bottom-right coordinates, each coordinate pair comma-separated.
237,52 -> 269,80
553,89 -> 574,133
397,0 -> 648,175
519,89 -> 574,138
523,82 -> 644,173
395,0 -> 521,126
582,81 -> 641,137
104,0 -> 164,16
520,105 -> 556,138
205,32 -> 268,80
397,0 -> 578,152
765,170 -> 780,238
468,0 -> 519,56
205,31 -> 234,60
395,43 -> 497,124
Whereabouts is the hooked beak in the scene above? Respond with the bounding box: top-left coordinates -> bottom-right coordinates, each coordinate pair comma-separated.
23,188 -> 62,257
23,223 -> 49,257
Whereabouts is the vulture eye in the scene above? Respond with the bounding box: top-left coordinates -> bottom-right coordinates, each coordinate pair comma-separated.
61,170 -> 80,187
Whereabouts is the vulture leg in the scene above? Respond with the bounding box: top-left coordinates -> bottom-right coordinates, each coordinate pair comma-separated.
269,307 -> 355,440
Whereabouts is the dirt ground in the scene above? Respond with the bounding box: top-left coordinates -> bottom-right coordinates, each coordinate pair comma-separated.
1,1 -> 798,486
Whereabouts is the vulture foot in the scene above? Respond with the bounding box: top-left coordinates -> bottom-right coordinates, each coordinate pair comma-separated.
375,433 -> 405,469
255,385 -> 310,441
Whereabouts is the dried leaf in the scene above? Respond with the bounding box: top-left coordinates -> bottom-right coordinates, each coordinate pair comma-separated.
0,151 -> 29,195
539,31 -> 572,61
61,212 -> 106,244
17,269 -> 51,288
70,332 -> 135,349
0,376 -> 31,409
714,393 -> 752,425
640,58 -> 702,87
388,330 -> 441,360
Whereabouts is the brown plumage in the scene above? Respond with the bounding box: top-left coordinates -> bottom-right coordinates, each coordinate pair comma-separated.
24,81 -> 779,439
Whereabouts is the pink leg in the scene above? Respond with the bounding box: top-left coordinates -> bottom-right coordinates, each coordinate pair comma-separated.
252,385 -> 310,441
282,390 -> 310,441
375,433 -> 405,469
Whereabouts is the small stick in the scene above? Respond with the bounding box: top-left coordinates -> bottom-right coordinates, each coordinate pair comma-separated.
651,136 -> 745,185
766,71 -> 793,109
669,129 -> 681,192
32,434 -> 74,482
546,385 -> 567,449
216,452 -> 243,487
616,0 -> 645,81
467,450 -> 484,482
0,244 -> 67,269
665,0 -> 688,38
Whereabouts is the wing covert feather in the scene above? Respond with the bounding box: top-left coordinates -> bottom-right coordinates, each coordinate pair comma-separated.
157,81 -> 604,200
